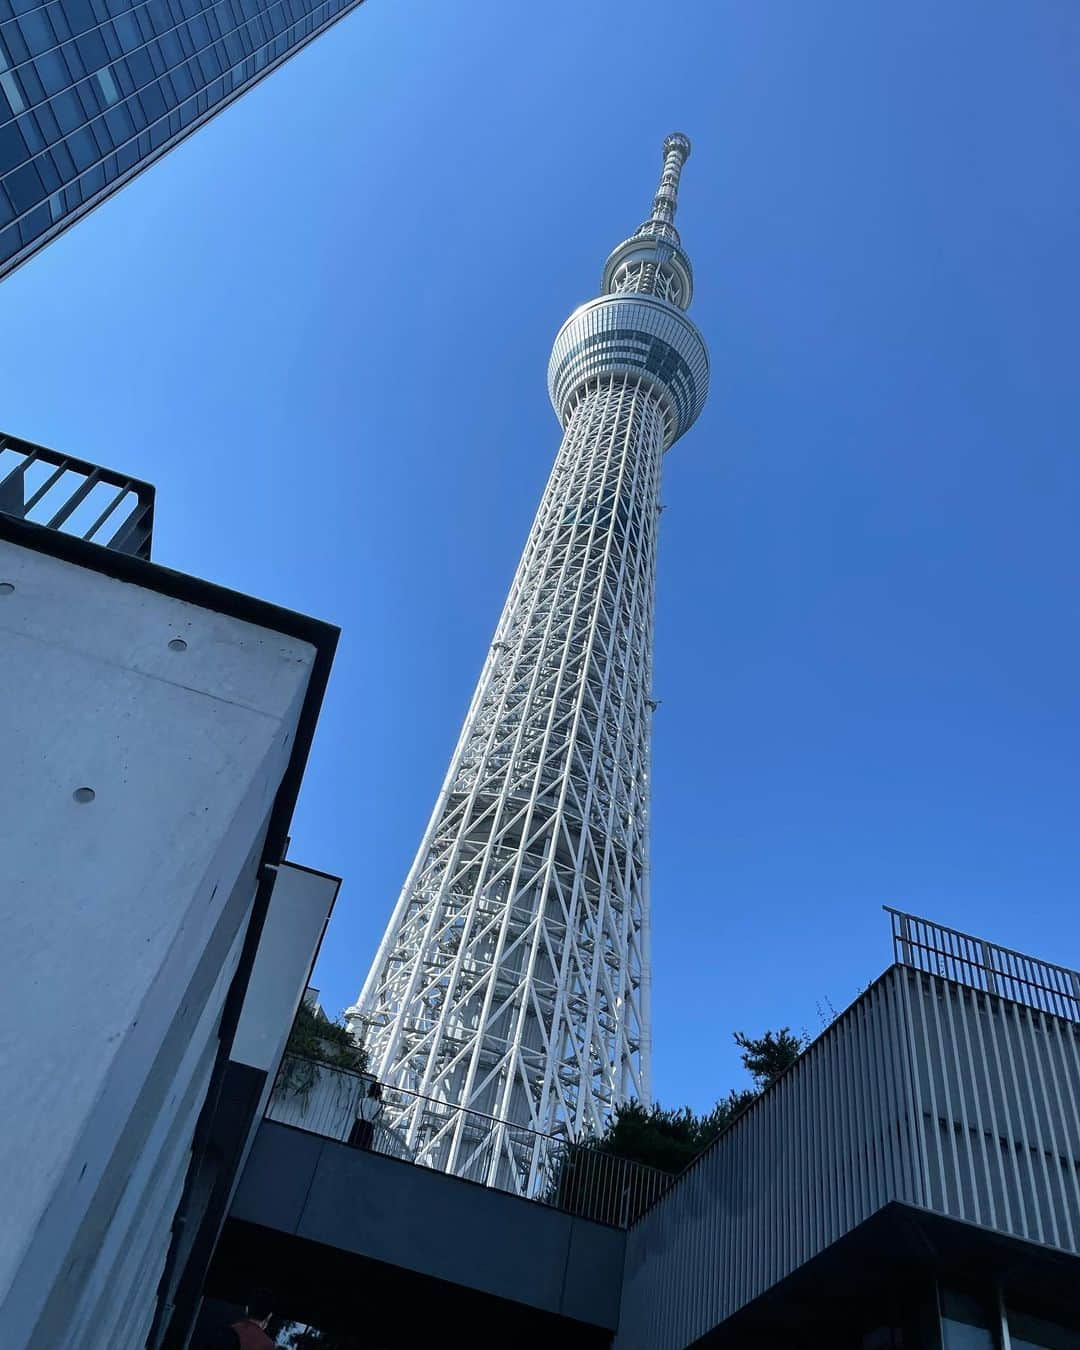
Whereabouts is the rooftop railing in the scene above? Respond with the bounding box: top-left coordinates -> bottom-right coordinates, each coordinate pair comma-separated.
887,906 -> 1080,1022
266,1053 -> 673,1229
0,430 -> 154,559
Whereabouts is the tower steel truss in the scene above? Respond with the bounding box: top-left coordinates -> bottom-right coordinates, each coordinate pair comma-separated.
348,135 -> 710,1181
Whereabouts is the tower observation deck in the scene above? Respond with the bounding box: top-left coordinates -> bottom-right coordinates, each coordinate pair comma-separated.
348,135 -> 709,1175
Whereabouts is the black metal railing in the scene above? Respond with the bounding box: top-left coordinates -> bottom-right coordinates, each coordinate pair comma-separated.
0,431 -> 154,559
266,1053 -> 673,1228
887,906 -> 1080,1021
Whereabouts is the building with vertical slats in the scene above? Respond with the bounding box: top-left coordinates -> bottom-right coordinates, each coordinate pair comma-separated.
205,909 -> 1080,1349
614,912 -> 1080,1350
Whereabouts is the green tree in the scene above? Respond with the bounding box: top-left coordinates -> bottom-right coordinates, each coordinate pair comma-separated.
733,1026 -> 806,1090
590,1026 -> 807,1177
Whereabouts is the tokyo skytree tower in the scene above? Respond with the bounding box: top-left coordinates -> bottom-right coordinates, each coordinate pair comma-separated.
348,134 -> 709,1153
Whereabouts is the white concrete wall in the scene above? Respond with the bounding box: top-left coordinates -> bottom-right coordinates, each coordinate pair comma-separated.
0,539 -> 317,1349
64,915 -> 250,1350
232,864 -> 341,1080
145,863 -> 342,1348
229,864 -> 341,1164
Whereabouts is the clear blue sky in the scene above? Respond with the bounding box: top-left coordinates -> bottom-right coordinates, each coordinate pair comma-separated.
2,0 -> 1078,1113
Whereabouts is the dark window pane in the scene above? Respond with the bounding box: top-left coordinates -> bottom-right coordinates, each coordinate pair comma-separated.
16,110 -> 43,152
18,197 -> 48,242
113,10 -> 137,49
159,30 -> 180,64
942,1292 -> 995,1350
74,77 -> 96,116
36,150 -> 59,191
76,25 -> 107,70
51,88 -> 82,133
65,123 -> 95,168
36,48 -> 72,95
5,156 -> 45,211
16,6 -> 54,53
1,20 -> 31,64
197,46 -> 220,80
1010,1308 -> 1080,1350
58,0 -> 96,34
46,1 -> 70,40
0,117 -> 28,172
110,53 -> 133,94
34,97 -> 59,141
138,78 -> 163,120
50,134 -> 72,175
61,37 -> 86,77
169,61 -> 192,98
126,45 -> 152,85
103,98 -> 131,141
150,38 -> 170,78
0,220 -> 19,259
79,157 -> 103,194
17,60 -> 43,103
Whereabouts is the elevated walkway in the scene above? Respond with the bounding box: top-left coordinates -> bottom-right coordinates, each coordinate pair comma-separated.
208,1120 -> 626,1346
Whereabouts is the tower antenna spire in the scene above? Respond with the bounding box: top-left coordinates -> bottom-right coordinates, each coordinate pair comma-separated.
601,132 -> 696,309
644,131 -> 691,236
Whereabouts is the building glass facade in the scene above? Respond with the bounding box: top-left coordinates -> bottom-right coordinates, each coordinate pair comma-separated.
0,0 -> 365,275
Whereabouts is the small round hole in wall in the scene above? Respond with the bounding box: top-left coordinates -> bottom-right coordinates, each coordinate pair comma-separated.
0,582 -> 14,595
168,638 -> 188,652
73,787 -> 96,804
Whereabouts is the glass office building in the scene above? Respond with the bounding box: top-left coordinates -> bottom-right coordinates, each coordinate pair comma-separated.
0,0 -> 365,276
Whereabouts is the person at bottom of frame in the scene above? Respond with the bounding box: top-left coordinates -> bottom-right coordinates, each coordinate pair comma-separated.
347,1078 -> 384,1149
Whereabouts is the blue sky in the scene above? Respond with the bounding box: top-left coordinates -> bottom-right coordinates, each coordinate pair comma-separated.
2,0 -> 1078,1112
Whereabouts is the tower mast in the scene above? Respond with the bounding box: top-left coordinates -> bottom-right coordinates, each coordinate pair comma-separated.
349,135 -> 709,1169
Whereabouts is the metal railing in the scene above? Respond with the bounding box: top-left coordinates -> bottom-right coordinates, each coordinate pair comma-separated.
887,906 -> 1080,1021
267,1056 -> 414,1161
266,1053 -> 673,1228
0,431 -> 154,559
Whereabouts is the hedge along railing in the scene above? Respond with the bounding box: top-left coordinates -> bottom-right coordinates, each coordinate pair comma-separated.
266,1053 -> 673,1228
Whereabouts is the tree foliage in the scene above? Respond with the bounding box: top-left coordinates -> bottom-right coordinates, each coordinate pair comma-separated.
733,1026 -> 806,1091
277,1000 -> 369,1100
593,1027 -> 807,1176
593,1090 -> 758,1174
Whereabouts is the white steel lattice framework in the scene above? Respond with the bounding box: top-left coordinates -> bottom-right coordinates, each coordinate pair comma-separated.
347,135 -> 709,1179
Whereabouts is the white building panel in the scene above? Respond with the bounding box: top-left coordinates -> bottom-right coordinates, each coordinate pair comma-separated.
0,536 -> 317,1348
